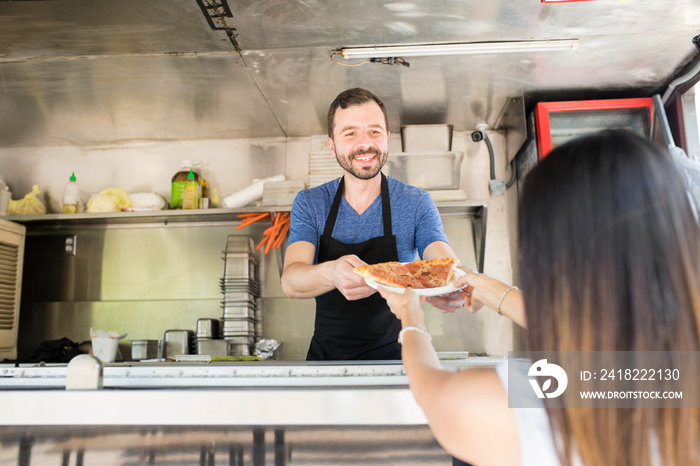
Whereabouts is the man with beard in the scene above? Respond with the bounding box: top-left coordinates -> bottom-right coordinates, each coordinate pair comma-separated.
281,88 -> 463,361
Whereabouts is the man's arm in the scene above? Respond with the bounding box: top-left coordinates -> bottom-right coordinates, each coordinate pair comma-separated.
422,240 -> 457,261
280,241 -> 377,300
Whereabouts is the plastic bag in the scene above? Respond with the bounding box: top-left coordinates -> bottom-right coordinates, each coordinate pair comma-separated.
7,185 -> 46,215
125,192 -> 167,211
254,339 -> 281,359
27,337 -> 84,363
87,187 -> 133,213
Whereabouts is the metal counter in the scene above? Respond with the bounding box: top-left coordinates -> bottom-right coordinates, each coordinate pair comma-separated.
0,358 -> 503,426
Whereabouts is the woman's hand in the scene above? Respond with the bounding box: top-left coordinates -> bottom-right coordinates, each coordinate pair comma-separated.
453,271 -> 527,328
377,286 -> 427,328
454,270 -> 486,314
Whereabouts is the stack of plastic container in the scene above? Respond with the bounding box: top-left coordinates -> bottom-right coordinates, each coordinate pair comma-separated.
220,235 -> 260,355
262,180 -> 306,206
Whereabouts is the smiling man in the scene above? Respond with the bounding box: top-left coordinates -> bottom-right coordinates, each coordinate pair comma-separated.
281,88 -> 462,361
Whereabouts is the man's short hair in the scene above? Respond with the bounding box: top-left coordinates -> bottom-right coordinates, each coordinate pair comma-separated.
327,88 -> 389,138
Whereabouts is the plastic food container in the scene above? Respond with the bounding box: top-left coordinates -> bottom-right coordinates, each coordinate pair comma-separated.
384,151 -> 464,190
92,337 -> 120,363
401,125 -> 453,152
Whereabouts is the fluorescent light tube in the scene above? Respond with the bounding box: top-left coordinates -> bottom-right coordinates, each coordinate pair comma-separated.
340,39 -> 579,59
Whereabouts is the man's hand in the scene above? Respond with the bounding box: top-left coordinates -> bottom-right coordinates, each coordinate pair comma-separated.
332,255 -> 378,301
424,265 -> 469,313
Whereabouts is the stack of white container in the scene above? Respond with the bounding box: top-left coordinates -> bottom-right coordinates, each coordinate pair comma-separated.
220,236 -> 260,355
308,135 -> 344,188
262,180 -> 306,206
309,152 -> 344,188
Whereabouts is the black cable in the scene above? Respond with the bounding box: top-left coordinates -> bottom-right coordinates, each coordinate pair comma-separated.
483,131 -> 517,190
505,157 -> 518,189
369,57 -> 410,67
484,133 -> 496,180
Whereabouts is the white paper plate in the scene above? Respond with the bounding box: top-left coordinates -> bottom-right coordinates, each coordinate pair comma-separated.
365,267 -> 466,297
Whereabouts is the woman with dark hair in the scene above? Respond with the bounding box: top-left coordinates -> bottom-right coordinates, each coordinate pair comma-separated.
378,129 -> 700,466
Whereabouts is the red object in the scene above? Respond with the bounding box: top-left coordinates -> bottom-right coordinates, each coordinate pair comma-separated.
535,98 -> 654,159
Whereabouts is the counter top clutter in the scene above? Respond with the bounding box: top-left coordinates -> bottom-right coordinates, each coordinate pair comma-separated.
126,235 -> 279,362
5,185 -> 46,216
0,162 -> 306,217
89,328 -> 127,363
219,236 -> 263,356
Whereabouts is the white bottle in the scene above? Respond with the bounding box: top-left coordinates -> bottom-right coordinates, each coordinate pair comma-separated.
62,172 -> 81,214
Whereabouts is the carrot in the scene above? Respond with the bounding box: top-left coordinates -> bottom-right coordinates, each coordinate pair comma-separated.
237,211 -> 290,253
272,220 -> 290,249
236,212 -> 270,230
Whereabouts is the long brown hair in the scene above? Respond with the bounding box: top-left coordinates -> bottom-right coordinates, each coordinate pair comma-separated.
519,129 -> 700,466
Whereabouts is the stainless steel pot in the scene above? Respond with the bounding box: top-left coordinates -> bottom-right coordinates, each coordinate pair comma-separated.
131,340 -> 160,360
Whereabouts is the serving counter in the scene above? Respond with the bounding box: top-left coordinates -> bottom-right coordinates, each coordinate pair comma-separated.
0,358 -> 502,465
0,358 -> 502,426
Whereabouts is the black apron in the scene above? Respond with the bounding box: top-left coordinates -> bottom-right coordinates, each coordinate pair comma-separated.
307,173 -> 402,361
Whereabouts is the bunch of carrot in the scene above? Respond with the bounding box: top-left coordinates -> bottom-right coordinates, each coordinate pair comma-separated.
236,212 -> 291,254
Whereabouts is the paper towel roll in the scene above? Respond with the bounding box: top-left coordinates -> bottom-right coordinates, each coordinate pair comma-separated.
221,174 -> 286,208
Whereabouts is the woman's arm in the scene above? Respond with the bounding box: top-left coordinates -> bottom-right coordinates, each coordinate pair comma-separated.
457,271 -> 527,328
377,287 -> 520,465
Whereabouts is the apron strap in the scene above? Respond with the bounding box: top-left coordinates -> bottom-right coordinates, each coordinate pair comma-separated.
322,173 -> 392,238
322,177 -> 345,238
380,173 -> 392,236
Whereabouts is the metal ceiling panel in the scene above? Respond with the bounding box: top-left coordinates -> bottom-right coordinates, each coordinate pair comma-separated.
0,0 -> 229,59
228,0 -> 700,49
0,0 -> 698,147
0,54 -> 285,146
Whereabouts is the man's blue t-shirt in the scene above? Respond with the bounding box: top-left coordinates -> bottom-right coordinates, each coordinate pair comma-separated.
288,175 -> 449,263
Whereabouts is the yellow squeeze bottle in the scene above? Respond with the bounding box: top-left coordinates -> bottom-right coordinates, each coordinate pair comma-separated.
181,169 -> 200,210
62,172 -> 80,214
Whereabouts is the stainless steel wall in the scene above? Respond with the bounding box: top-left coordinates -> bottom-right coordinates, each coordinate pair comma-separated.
19,223 -> 264,358
7,131 -> 519,360
16,212 -> 481,360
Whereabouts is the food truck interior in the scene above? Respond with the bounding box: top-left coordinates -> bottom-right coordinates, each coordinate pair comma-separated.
0,0 -> 699,465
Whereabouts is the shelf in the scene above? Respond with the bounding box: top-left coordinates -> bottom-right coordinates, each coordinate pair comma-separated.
3,201 -> 486,229
435,200 -> 487,218
2,206 -> 291,229
5,201 -> 487,272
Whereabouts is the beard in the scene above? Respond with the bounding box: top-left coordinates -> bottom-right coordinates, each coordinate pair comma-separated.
335,146 -> 388,180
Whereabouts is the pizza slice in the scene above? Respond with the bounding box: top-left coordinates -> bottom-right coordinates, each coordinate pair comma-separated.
353,258 -> 459,289
352,261 -> 426,289
406,258 -> 460,288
